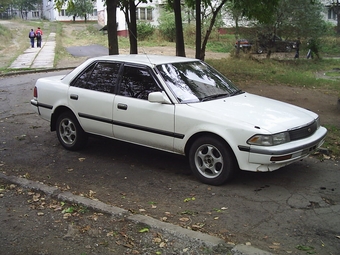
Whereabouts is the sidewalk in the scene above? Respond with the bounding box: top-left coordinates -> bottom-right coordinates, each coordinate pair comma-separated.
9,32 -> 56,69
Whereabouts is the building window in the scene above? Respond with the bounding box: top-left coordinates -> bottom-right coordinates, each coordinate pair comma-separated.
328,8 -> 337,20
93,8 -> 97,16
147,8 -> 152,20
59,9 -> 66,16
137,7 -> 152,21
32,11 -> 39,18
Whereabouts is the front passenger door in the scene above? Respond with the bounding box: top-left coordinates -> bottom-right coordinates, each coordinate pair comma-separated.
113,65 -> 175,151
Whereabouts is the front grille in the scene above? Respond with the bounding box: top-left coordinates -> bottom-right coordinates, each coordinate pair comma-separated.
289,121 -> 317,141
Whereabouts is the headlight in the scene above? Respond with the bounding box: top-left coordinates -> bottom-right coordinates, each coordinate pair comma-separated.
247,132 -> 290,146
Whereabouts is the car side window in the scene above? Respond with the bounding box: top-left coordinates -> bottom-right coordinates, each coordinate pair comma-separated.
119,66 -> 160,100
71,62 -> 121,93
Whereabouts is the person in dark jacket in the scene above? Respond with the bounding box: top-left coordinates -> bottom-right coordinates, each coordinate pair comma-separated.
28,29 -> 35,48
294,37 -> 301,59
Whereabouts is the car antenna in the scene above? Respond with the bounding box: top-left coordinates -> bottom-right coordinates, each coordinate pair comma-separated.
127,26 -> 154,67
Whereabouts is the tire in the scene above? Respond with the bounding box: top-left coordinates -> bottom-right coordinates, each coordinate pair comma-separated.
257,47 -> 264,54
285,45 -> 292,52
56,111 -> 87,151
188,136 -> 236,186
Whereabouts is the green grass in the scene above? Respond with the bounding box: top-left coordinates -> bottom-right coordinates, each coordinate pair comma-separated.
206,57 -> 340,91
323,125 -> 340,158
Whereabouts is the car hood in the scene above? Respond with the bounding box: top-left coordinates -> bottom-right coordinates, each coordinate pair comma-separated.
189,92 -> 317,134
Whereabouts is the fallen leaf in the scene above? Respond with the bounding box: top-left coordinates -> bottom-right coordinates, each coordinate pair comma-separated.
179,217 -> 189,222
138,228 -> 149,233
78,157 -> 86,162
153,237 -> 161,243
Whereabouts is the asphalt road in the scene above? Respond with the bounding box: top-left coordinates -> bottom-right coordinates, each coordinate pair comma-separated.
0,71 -> 339,255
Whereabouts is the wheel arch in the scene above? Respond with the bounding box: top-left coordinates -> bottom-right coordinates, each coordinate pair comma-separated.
50,106 -> 75,132
184,132 -> 239,167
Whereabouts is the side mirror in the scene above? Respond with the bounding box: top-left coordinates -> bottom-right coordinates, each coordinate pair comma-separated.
148,91 -> 171,104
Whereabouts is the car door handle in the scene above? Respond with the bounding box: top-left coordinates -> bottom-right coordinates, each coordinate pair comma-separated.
70,94 -> 78,100
117,103 -> 127,110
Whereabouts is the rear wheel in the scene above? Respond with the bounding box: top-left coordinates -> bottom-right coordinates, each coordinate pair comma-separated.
189,136 -> 236,185
56,112 -> 87,151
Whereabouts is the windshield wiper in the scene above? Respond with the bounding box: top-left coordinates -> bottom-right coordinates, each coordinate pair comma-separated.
201,93 -> 229,102
230,89 -> 244,96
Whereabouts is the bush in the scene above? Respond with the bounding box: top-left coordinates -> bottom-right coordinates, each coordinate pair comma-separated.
137,21 -> 155,41
157,11 -> 176,42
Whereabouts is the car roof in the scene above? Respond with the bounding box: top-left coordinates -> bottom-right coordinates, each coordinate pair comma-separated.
88,54 -> 197,67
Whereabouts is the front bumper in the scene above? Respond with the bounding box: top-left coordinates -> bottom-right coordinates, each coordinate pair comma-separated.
238,126 -> 327,172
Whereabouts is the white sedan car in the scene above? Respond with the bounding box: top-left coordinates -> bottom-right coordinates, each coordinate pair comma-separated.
31,55 -> 327,185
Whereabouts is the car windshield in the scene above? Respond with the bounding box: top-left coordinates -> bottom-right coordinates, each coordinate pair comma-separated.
157,61 -> 241,103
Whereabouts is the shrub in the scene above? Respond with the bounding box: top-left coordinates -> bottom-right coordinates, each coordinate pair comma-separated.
137,21 -> 155,41
157,11 -> 176,42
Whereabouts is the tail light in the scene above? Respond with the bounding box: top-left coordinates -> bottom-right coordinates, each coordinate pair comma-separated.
33,86 -> 38,98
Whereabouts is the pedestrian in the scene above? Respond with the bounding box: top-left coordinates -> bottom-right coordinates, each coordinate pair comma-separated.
307,38 -> 319,59
35,27 -> 43,48
28,29 -> 35,48
294,37 -> 301,59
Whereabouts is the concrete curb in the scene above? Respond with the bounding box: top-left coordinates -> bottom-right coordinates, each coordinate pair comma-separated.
0,172 -> 275,254
0,66 -> 75,77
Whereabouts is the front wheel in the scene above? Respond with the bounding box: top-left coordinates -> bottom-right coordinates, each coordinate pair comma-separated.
285,45 -> 292,52
56,111 -> 87,151
188,136 -> 236,186
256,46 -> 264,54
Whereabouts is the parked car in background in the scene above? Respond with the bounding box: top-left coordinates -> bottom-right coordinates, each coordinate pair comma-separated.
31,55 -> 327,186
235,34 -> 296,54
234,39 -> 252,52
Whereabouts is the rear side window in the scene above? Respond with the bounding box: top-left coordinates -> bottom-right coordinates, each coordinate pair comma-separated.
119,65 -> 160,100
71,62 -> 121,93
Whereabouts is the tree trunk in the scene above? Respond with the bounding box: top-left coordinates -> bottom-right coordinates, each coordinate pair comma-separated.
200,0 -> 227,61
195,0 -> 201,59
107,0 -> 119,55
337,1 -> 340,34
174,0 -> 185,57
129,0 -> 138,54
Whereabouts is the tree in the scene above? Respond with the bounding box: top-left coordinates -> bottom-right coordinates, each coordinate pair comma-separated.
195,0 -> 201,59
187,0 -> 228,60
173,0 -> 186,56
55,0 -> 118,55
200,0 -> 227,60
158,10 -> 176,41
121,0 -> 138,54
0,0 -> 12,18
106,0 -> 119,55
230,0 -> 326,58
55,0 -> 94,22
13,0 -> 40,19
65,0 -> 94,23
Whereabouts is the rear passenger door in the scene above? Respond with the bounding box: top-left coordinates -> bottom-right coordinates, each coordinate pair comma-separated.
113,64 -> 176,151
68,61 -> 121,137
